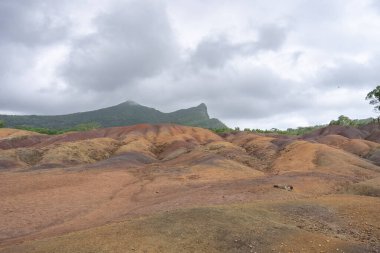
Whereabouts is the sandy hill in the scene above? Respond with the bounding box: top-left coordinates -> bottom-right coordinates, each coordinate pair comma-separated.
0,124 -> 379,252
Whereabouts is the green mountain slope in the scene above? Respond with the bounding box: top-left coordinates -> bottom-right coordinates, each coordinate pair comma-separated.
0,101 -> 227,129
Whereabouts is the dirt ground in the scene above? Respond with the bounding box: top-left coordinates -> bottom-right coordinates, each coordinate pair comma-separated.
0,125 -> 379,252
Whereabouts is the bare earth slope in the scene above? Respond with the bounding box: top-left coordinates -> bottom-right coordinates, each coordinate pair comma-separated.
0,124 -> 379,252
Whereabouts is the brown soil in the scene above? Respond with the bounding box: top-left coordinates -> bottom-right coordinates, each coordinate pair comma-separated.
0,124 -> 379,252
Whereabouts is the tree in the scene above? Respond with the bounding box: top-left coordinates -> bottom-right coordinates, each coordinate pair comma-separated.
366,86 -> 380,112
329,115 -> 352,126
0,120 -> 4,128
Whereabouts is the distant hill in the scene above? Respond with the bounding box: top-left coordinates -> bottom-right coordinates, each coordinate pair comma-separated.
0,101 -> 227,129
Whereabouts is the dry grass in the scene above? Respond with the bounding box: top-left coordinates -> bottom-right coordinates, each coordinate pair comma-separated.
1,195 -> 377,253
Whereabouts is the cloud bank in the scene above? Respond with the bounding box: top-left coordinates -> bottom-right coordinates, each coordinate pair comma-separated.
1,0 -> 380,129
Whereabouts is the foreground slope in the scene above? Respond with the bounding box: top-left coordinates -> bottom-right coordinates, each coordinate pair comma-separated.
0,124 -> 379,252
0,101 -> 227,129
3,196 -> 378,253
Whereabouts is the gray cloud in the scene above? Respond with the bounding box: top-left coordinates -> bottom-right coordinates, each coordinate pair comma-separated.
190,36 -> 241,69
372,0 -> 380,13
189,24 -> 288,69
61,0 -> 178,92
0,0 -> 72,114
0,1 -> 69,46
256,24 -> 288,51
0,0 -> 378,130
317,56 -> 380,89
132,66 -> 305,122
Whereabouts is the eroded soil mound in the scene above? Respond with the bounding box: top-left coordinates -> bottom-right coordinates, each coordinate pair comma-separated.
304,122 -> 380,143
0,124 -> 223,170
0,124 -> 379,252
303,125 -> 368,140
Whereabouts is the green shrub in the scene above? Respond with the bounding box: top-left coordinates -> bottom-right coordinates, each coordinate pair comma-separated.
210,128 -> 234,134
15,126 -> 65,135
14,122 -> 101,135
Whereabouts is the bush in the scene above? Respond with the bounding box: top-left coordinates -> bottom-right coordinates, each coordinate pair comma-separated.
0,120 -> 4,128
329,115 -> 374,127
253,125 -> 324,136
329,115 -> 352,126
210,128 -> 234,134
15,126 -> 65,135
70,122 -> 101,131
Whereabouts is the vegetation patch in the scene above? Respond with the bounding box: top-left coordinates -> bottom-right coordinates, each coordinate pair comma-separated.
14,122 -> 101,135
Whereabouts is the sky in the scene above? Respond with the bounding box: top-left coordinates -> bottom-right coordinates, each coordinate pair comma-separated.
1,0 -> 380,129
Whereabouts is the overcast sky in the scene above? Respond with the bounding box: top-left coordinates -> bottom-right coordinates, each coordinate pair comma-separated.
1,0 -> 380,129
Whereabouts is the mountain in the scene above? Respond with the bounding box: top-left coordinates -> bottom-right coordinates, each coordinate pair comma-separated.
0,101 -> 227,129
